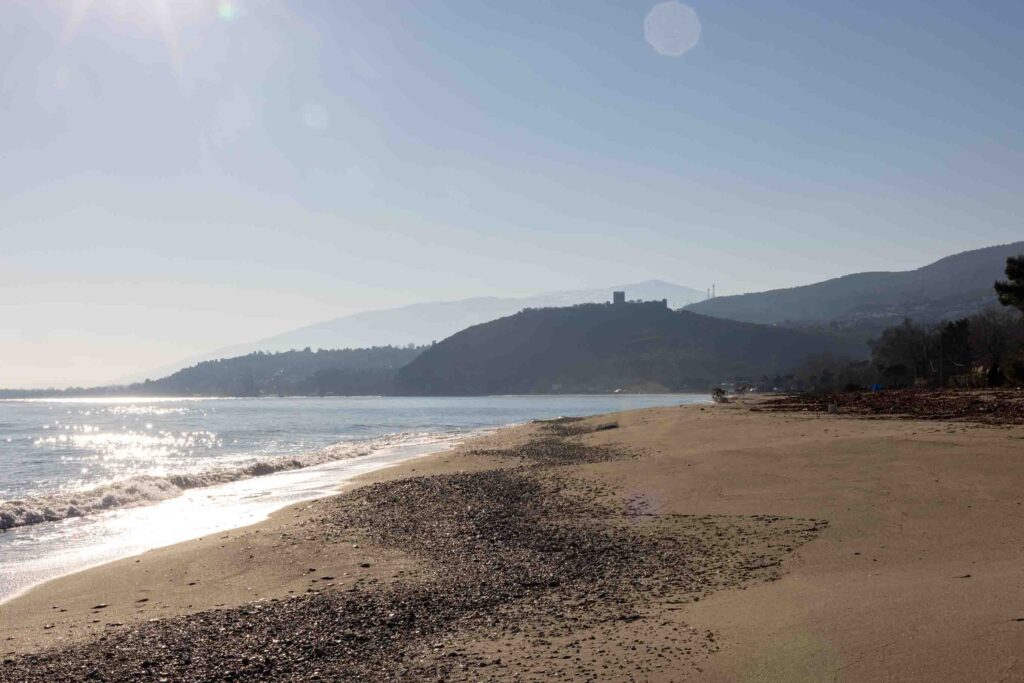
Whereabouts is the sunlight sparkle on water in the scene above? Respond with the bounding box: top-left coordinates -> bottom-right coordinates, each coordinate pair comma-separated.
33,425 -> 222,491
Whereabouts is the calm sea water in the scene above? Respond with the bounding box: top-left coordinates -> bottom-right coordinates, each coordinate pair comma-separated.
0,394 -> 707,602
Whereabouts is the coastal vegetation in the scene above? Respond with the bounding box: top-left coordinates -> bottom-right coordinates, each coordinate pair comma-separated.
0,346 -> 426,399
995,254 -> 1024,314
396,302 -> 860,395
783,254 -> 1024,392
131,346 -> 426,397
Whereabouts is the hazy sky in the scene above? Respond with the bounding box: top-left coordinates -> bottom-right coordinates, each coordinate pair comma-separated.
2,0 -> 1023,387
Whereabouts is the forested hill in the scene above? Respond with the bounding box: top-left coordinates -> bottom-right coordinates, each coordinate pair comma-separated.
130,346 -> 426,396
3,304 -> 858,398
684,241 -> 1024,327
396,303 -> 859,395
135,280 -> 705,382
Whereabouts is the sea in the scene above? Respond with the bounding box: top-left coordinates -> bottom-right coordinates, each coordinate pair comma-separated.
0,394 -> 708,602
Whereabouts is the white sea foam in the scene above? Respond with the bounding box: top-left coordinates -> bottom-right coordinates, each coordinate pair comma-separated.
0,431 -> 444,531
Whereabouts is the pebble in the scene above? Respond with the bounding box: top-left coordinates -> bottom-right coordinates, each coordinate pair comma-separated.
3,428 -> 825,682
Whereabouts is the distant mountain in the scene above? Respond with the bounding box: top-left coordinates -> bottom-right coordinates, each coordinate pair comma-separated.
130,280 -> 705,382
684,242 -> 1023,328
38,297 -> 857,398
397,302 -> 859,395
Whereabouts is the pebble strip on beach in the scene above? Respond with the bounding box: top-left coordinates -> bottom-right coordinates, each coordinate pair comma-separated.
2,422 -> 826,682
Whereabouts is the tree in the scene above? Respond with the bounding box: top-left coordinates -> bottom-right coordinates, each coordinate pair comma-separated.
791,353 -> 873,392
871,319 -> 931,387
994,255 -> 1024,384
995,255 -> 1024,315
969,309 -> 1015,386
937,318 -> 972,385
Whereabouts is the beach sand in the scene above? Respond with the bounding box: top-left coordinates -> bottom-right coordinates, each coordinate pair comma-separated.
3,401 -> 1023,681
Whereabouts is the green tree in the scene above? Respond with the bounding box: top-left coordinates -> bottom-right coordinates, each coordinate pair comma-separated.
995,255 -> 1024,384
994,255 -> 1024,315
871,319 -> 931,387
937,318 -> 972,385
969,309 -> 1018,386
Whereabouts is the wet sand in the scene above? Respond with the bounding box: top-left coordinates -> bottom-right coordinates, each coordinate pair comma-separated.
3,401 -> 1024,681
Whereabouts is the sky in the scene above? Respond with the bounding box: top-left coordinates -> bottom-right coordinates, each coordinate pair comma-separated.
2,0 -> 1023,387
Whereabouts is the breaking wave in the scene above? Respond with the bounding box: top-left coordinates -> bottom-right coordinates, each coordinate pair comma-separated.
0,431 -> 456,531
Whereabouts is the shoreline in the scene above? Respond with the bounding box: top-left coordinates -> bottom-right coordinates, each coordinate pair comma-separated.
0,427 -> 480,533
0,424 -> 538,659
5,400 -> 1024,681
0,429 -> 481,607
1,394 -> 710,534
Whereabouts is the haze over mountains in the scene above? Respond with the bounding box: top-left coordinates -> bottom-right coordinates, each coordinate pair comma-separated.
684,242 -> 1021,328
16,241 -> 1021,395
88,302 -> 854,398
135,280 -> 705,382
138,242 -> 1020,385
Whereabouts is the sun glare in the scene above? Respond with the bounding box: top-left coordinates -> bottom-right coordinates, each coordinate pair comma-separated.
217,2 -> 239,21
62,0 -> 242,63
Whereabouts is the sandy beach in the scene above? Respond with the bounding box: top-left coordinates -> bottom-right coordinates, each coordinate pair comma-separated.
3,399 -> 1024,681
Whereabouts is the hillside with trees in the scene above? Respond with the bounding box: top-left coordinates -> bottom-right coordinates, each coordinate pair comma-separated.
7,251 -> 1019,399
135,280 -> 705,382
783,254 -> 1024,392
129,346 -> 426,397
684,241 -> 1023,330
396,302 -> 860,395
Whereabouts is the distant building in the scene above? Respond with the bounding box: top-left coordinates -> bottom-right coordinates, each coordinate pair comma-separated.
608,291 -> 668,309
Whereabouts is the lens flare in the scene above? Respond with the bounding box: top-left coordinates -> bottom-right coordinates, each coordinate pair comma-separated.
300,102 -> 330,132
644,1 -> 701,57
218,2 -> 239,21
61,0 -> 243,68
